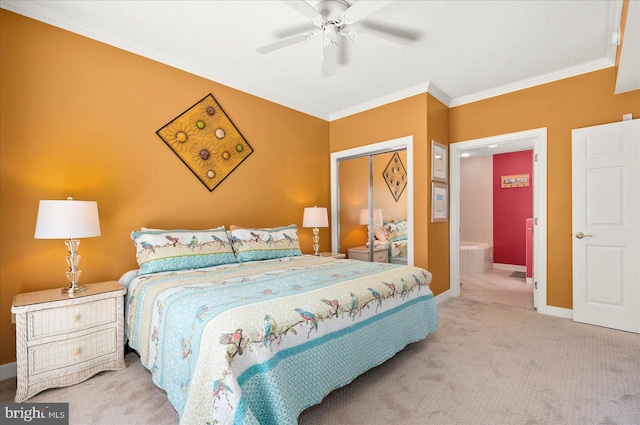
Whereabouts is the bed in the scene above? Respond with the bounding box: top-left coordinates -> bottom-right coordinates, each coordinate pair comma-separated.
121,225 -> 437,424
369,219 -> 409,264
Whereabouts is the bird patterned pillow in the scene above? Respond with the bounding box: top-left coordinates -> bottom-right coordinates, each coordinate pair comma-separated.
131,226 -> 237,275
229,224 -> 302,263
384,219 -> 409,242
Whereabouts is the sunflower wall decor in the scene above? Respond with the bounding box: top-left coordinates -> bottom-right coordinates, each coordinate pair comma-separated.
383,152 -> 407,202
156,94 -> 253,191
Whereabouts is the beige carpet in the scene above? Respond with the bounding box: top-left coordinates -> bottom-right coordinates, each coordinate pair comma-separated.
2,297 -> 639,424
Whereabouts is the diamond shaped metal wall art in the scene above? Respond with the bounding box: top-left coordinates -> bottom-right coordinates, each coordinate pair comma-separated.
156,94 -> 253,191
383,152 -> 407,202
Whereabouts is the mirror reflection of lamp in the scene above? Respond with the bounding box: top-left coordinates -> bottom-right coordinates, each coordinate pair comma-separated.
359,208 -> 383,226
359,209 -> 383,245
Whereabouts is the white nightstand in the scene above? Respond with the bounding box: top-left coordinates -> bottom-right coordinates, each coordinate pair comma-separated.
318,252 -> 346,259
347,246 -> 389,263
11,281 -> 126,402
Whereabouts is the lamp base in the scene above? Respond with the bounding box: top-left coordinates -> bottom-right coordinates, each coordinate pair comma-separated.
62,239 -> 86,294
312,227 -> 320,256
62,285 -> 87,294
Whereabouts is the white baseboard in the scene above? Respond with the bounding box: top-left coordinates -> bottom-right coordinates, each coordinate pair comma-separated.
493,263 -> 526,272
545,305 -> 573,319
0,361 -> 16,380
434,289 -> 451,304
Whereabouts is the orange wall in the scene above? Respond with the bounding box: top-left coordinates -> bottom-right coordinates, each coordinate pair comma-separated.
2,8 -> 638,368
0,11 -> 329,364
330,95 -> 428,269
426,94 -> 450,296
449,68 -> 640,309
329,93 -> 451,296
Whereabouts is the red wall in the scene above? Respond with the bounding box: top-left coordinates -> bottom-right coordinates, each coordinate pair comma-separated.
493,151 -> 533,265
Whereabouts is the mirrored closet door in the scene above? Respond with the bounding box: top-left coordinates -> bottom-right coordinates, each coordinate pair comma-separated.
332,141 -> 411,265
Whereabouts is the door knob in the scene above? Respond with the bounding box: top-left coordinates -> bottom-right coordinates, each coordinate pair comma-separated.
575,232 -> 594,239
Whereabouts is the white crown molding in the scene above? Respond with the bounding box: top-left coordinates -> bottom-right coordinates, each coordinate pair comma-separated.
449,58 -> 615,108
329,81 -> 432,121
425,82 -> 452,107
0,0 -> 331,121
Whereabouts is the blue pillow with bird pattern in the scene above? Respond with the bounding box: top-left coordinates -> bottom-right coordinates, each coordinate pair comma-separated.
229,224 -> 302,262
131,226 -> 237,275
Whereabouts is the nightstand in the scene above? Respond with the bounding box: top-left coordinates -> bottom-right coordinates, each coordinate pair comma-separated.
347,246 -> 389,263
318,252 -> 346,259
11,281 -> 126,402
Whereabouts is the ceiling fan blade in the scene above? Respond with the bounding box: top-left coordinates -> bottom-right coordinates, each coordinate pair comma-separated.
358,20 -> 421,42
341,0 -> 394,24
322,42 -> 338,77
282,0 -> 322,21
274,22 -> 317,39
256,32 -> 318,54
346,28 -> 406,46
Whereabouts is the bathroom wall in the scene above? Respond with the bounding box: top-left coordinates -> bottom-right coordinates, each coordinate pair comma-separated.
493,150 -> 533,265
460,155 -> 493,245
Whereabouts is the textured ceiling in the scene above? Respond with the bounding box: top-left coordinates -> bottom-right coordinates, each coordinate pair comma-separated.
1,0 -> 627,120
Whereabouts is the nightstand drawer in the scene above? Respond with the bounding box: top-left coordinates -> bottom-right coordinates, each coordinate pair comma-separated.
372,250 -> 388,262
28,298 -> 117,340
348,246 -> 389,263
29,328 -> 117,376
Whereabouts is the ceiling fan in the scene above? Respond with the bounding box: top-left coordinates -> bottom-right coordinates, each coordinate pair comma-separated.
256,0 -> 414,77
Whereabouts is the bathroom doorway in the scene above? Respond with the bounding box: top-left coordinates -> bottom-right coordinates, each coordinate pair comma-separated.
459,149 -> 533,309
449,128 -> 548,314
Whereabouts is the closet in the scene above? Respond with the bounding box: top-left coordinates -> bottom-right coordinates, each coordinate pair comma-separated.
330,137 -> 413,264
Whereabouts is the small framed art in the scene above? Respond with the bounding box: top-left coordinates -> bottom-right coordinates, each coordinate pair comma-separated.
431,140 -> 448,183
431,182 -> 448,223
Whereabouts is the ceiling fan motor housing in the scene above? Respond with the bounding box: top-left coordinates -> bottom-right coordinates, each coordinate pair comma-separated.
314,0 -> 349,24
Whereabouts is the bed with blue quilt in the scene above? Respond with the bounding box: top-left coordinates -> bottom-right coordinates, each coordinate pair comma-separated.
121,225 -> 438,424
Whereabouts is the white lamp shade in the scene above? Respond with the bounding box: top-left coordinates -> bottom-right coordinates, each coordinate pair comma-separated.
359,208 -> 383,225
302,207 -> 328,228
34,199 -> 101,239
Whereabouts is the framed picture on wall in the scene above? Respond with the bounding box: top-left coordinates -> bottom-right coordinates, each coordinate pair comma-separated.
431,140 -> 448,183
431,182 -> 448,223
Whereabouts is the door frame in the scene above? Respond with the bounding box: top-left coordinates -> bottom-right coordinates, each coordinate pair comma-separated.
449,128 -> 548,314
330,135 -> 414,265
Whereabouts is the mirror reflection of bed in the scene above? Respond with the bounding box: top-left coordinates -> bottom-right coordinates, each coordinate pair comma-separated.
363,212 -> 409,265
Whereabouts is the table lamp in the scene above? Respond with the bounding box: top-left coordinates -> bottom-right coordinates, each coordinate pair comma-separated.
359,208 -> 383,225
302,206 -> 329,256
34,197 -> 101,294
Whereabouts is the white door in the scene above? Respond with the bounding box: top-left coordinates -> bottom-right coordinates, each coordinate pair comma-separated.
572,119 -> 640,333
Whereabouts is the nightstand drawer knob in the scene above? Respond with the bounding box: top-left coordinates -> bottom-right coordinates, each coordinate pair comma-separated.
72,348 -> 81,355
73,315 -> 81,322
